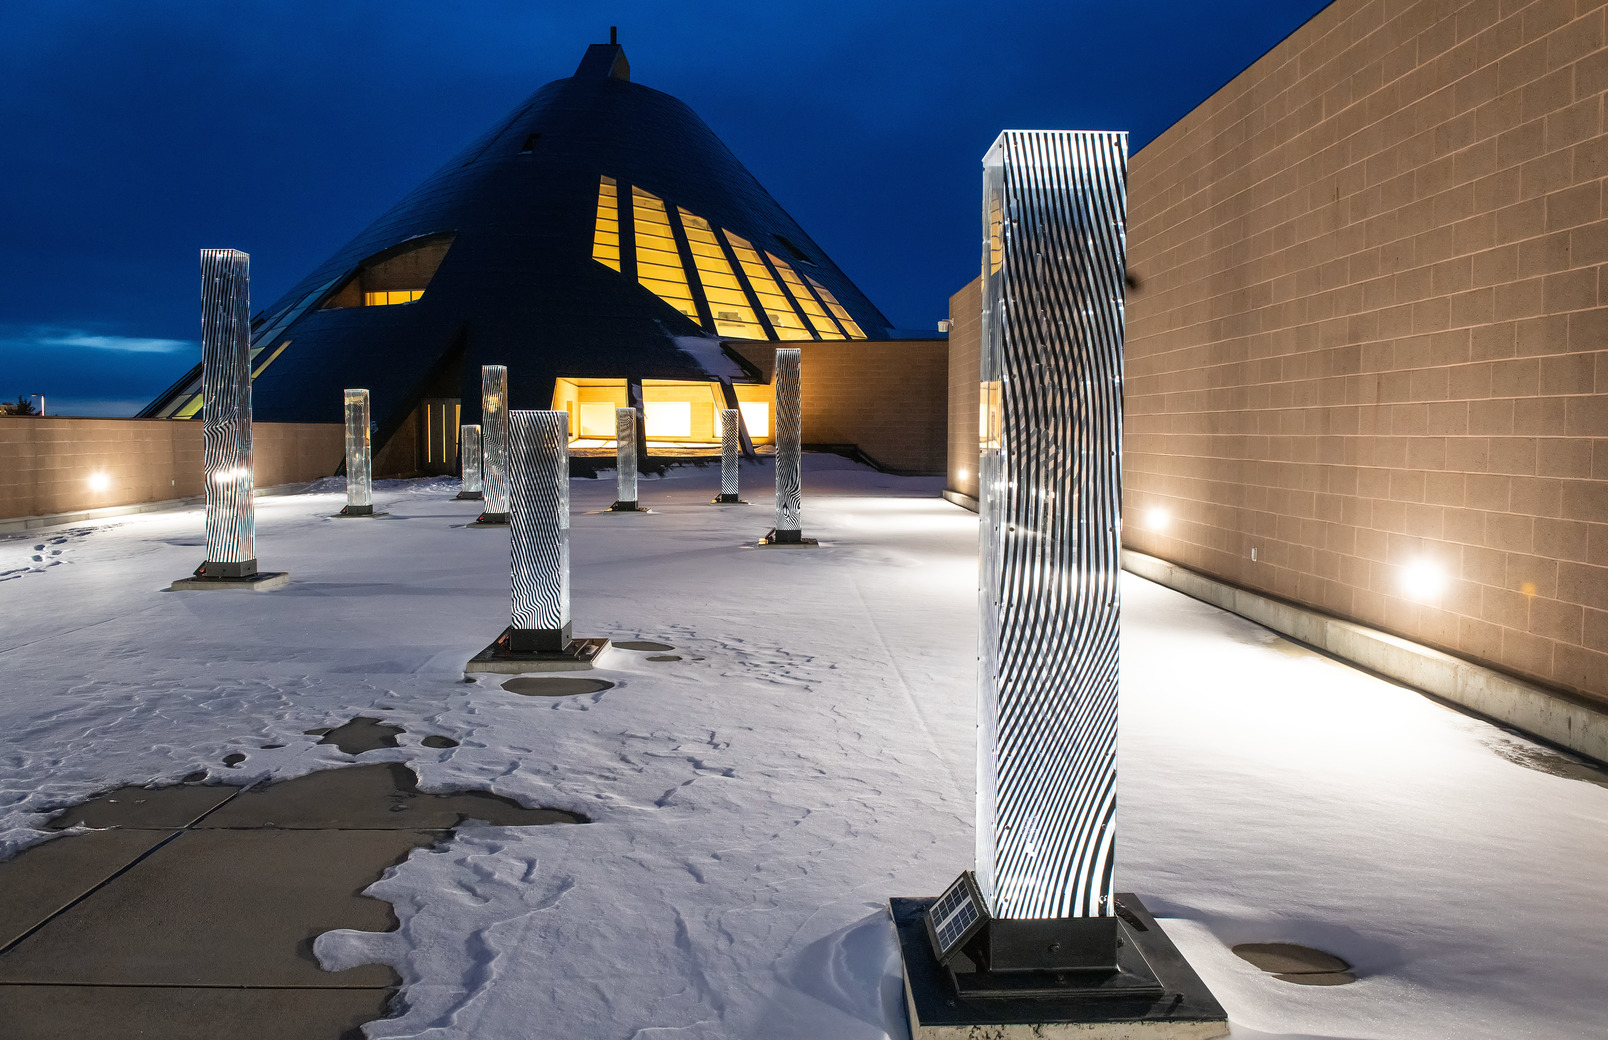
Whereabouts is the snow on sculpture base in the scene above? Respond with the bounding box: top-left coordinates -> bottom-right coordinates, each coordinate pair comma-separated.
891,894 -> 1228,1039
757,528 -> 816,548
465,628 -> 610,674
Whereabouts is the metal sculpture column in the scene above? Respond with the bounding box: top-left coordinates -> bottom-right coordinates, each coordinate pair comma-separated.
475,365 -> 510,525
891,131 -> 1225,1037
337,389 -> 379,517
713,408 -> 745,504
609,407 -> 643,511
172,249 -> 287,590
761,349 -> 813,545
455,424 -> 483,500
467,410 -> 607,671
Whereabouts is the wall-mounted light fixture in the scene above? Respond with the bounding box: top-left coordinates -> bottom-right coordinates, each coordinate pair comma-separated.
1400,558 -> 1447,602
87,472 -> 110,493
1145,506 -> 1169,532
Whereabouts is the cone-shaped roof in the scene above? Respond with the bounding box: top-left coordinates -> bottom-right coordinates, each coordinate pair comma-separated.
143,42 -> 892,437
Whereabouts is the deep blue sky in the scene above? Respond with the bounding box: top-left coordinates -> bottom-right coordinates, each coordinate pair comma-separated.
0,0 -> 1330,415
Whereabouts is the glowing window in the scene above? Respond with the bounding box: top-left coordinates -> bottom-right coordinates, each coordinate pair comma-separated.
592,176 -> 621,272
738,400 -> 770,438
644,401 -> 692,438
769,254 -> 843,339
678,209 -> 765,338
988,188 -> 1003,275
632,188 -> 699,323
724,232 -> 810,340
806,276 -> 864,338
363,289 -> 424,306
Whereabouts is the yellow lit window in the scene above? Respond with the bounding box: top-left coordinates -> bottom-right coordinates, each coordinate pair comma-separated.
769,254 -> 842,339
678,209 -> 765,338
723,232 -> 810,341
988,188 -> 1002,275
578,403 -> 616,437
644,401 -> 693,438
632,188 -> 700,323
806,276 -> 865,338
593,176 -> 621,271
363,289 -> 424,306
738,400 -> 769,437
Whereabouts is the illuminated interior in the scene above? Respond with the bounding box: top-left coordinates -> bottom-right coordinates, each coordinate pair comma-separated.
592,176 -> 621,271
769,254 -> 844,339
552,377 -> 774,447
724,232 -> 811,340
322,232 -> 455,310
632,188 -> 700,322
679,210 -> 765,338
586,175 -> 872,345
806,276 -> 865,338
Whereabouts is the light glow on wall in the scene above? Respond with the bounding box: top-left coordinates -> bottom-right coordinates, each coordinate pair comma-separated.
738,401 -> 769,438
1145,507 -> 1169,532
87,472 -> 110,492
1400,558 -> 1447,602
644,401 -> 692,438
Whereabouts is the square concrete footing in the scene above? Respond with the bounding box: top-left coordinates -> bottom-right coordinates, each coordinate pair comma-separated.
465,634 -> 610,673
891,894 -> 1228,1040
168,572 -> 290,592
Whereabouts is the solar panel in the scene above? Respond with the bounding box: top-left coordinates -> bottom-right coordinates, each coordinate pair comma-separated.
926,870 -> 987,962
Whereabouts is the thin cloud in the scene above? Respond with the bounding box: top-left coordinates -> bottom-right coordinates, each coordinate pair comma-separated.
36,332 -> 193,354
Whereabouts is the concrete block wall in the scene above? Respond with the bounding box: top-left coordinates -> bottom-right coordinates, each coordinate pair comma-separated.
0,418 -> 344,523
1124,0 -> 1608,704
729,340 -> 949,474
946,278 -> 983,502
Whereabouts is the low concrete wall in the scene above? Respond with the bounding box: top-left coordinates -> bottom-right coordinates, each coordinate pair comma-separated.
0,417 -> 344,524
1124,548 -> 1608,765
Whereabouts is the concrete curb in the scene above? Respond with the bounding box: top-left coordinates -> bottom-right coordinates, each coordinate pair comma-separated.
0,483 -> 320,535
1122,548 -> 1608,765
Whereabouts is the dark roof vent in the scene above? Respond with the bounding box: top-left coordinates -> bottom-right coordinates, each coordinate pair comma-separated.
575,42 -> 629,82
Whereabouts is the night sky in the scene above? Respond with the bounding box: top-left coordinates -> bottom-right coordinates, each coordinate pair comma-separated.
0,0 -> 1331,415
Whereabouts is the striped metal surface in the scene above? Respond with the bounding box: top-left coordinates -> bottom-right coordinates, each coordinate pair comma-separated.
481,365 -> 510,516
200,248 -> 256,566
616,407 -> 639,504
773,348 -> 802,534
343,389 -> 372,509
508,410 -> 570,635
459,425 -> 483,493
720,408 -> 740,497
975,130 -> 1128,920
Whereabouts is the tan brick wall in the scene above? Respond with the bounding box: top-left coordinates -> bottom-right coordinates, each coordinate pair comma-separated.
947,278 -> 983,500
1125,0 -> 1608,703
728,340 -> 949,474
0,418 -> 344,521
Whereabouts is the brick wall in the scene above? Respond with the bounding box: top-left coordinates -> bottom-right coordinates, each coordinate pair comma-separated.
947,278 -> 983,501
728,340 -> 949,474
1125,0 -> 1608,703
0,418 -> 344,522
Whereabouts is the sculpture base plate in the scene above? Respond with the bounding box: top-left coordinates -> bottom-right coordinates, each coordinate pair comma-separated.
454,490 -> 484,501
466,630 -> 611,673
758,529 -> 817,548
170,571 -> 290,592
470,512 -> 510,527
609,501 -> 647,512
712,495 -> 748,505
891,894 -> 1228,1040
333,507 -> 387,518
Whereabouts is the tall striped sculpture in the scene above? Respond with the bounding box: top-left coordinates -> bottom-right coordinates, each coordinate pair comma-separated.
507,410 -> 570,652
456,424 -> 483,500
714,408 -> 743,503
476,365 -> 510,525
339,389 -> 374,516
610,407 -> 642,511
977,130 -> 1128,921
764,348 -> 809,544
195,249 -> 257,578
